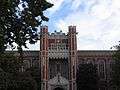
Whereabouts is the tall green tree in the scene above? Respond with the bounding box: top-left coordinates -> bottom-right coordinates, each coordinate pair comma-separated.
76,63 -> 99,90
15,72 -> 38,90
112,43 -> 120,89
26,67 -> 41,90
0,53 -> 39,90
0,0 -> 53,89
0,0 -> 53,53
0,52 -> 21,74
0,52 -> 20,89
0,68 -> 10,90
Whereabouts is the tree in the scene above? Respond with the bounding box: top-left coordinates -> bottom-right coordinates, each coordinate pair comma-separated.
15,72 -> 38,90
26,67 -> 41,90
0,52 -> 21,74
0,68 -> 10,90
0,0 -> 53,53
76,63 -> 99,90
0,52 -> 21,89
112,43 -> 120,89
0,0 -> 53,89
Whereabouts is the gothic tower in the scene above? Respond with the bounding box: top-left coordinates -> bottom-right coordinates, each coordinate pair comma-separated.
40,26 -> 49,90
40,26 -> 77,90
68,26 -> 77,90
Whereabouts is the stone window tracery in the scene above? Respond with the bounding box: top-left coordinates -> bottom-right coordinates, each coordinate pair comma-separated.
49,43 -> 67,50
109,60 -> 113,78
33,60 -> 39,67
57,63 -> 60,73
98,60 -> 105,79
23,60 -> 30,69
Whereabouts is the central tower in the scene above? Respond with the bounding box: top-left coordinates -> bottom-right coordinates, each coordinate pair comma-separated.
40,26 -> 77,90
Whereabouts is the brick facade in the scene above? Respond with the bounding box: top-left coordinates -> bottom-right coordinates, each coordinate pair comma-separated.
17,26 -> 115,90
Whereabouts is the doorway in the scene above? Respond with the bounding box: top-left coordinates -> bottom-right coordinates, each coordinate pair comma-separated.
54,87 -> 64,90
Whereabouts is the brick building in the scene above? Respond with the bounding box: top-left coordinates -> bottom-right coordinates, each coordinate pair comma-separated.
20,26 -> 115,90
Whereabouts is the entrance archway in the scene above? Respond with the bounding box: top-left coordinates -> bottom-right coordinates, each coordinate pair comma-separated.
54,87 -> 64,90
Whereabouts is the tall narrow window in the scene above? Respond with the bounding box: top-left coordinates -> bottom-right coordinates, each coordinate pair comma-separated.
73,65 -> 75,78
57,63 -> 60,73
99,61 -> 105,79
109,61 -> 113,78
43,65 -> 45,79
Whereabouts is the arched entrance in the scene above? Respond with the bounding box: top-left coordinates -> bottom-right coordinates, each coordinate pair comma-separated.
54,87 -> 64,90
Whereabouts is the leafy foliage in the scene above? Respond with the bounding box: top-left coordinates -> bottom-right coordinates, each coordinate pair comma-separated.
0,52 -> 39,90
26,67 -> 41,90
0,68 -> 10,90
76,63 -> 99,90
0,0 -> 53,53
0,0 -> 53,89
0,59 -> 38,90
0,52 -> 20,89
112,43 -> 120,88
0,52 -> 21,74
15,72 -> 38,90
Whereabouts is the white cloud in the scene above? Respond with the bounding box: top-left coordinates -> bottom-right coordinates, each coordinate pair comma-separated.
90,4 -> 112,19
71,0 -> 82,10
46,0 -> 74,15
7,41 -> 40,51
23,41 -> 40,50
111,0 -> 120,9
46,0 -> 65,15
25,0 -> 120,50
90,0 -> 120,20
55,0 -> 120,50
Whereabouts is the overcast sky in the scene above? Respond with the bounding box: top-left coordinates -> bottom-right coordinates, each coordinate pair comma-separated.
24,0 -> 120,50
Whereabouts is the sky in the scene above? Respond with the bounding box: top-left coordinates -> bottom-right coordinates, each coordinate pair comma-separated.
25,0 -> 120,50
